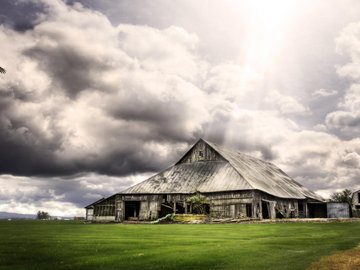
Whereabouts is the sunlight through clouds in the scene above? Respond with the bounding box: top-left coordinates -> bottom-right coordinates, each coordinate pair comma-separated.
1,0 -> 360,215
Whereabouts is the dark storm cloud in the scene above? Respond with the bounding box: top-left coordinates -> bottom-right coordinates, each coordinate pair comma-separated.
0,95 -> 64,176
0,0 -> 44,31
0,107 -> 182,177
24,45 -> 107,97
0,0 -> 206,177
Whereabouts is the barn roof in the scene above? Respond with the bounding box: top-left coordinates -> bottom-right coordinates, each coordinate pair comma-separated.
84,197 -> 106,208
121,139 -> 323,201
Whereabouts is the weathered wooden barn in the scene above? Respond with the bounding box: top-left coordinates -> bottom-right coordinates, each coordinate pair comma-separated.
85,139 -> 324,222
352,190 -> 360,217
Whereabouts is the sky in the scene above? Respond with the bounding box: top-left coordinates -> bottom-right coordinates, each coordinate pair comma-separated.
1,0 -> 360,217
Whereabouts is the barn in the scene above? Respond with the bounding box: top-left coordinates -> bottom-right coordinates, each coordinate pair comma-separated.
85,139 -> 324,222
352,190 -> 360,217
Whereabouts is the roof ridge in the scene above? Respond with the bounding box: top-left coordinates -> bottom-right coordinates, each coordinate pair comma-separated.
204,139 -> 275,166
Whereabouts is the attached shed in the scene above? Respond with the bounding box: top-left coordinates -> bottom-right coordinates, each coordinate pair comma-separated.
85,196 -> 117,222
86,139 -> 324,222
326,202 -> 350,218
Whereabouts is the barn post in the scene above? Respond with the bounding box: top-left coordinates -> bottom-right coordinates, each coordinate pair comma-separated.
184,201 -> 187,214
305,202 -> 309,218
115,195 -> 122,222
173,200 -> 176,214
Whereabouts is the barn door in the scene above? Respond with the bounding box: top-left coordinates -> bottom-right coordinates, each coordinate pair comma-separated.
261,201 -> 270,219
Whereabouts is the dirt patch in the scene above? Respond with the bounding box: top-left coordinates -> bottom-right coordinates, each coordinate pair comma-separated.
174,214 -> 208,223
307,246 -> 360,270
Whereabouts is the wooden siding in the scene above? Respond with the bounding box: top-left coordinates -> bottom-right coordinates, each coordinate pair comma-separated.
327,203 -> 350,218
118,191 -> 308,221
177,140 -> 224,164
352,190 -> 360,217
87,190 -> 317,222
91,196 -> 116,222
352,190 -> 360,206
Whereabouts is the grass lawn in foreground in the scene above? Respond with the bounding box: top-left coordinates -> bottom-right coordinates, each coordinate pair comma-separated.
0,220 -> 359,270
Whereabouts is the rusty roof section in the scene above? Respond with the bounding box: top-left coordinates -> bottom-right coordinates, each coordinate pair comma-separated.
121,139 -> 324,201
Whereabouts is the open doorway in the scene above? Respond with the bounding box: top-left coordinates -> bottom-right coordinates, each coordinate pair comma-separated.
298,202 -> 305,218
308,203 -> 327,218
176,202 -> 186,214
246,204 -> 252,218
160,202 -> 173,217
124,201 -> 140,220
262,201 -> 270,219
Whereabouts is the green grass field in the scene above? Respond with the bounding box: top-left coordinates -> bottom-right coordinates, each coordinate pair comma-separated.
0,220 -> 360,270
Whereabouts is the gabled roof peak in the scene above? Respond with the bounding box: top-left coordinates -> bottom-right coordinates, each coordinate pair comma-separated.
121,138 -> 324,201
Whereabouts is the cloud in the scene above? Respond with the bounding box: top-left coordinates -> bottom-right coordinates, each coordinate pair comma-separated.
326,110 -> 360,130
336,22 -> 360,81
0,173 -> 150,216
117,24 -> 200,80
0,1 -> 45,31
203,63 -> 262,99
0,0 -> 208,177
326,21 -> 360,137
272,131 -> 360,193
265,90 -> 310,115
2,0 -> 360,214
312,88 -> 338,98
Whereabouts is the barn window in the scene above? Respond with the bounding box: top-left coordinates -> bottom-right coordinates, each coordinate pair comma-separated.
199,151 -> 203,157
358,193 -> 360,203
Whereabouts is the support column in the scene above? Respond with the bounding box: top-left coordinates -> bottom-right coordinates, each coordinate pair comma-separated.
173,201 -> 176,213
305,202 -> 309,218
115,195 -> 123,222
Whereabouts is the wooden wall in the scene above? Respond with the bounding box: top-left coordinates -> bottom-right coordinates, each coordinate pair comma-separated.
206,191 -> 255,218
86,196 -> 117,222
352,191 -> 360,217
178,140 -> 223,164
88,191 -> 309,222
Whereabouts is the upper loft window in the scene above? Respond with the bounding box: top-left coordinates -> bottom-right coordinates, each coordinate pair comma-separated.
198,150 -> 203,158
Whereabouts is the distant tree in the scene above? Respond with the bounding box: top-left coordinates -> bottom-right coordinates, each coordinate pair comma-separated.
186,194 -> 209,214
329,189 -> 353,205
36,211 -> 50,220
0,67 -> 5,74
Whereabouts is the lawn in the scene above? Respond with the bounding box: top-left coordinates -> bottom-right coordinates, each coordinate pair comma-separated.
0,220 -> 360,270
